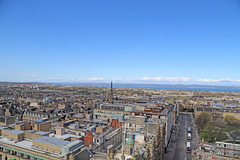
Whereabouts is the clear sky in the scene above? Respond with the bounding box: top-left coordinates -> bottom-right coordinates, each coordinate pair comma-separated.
0,0 -> 240,85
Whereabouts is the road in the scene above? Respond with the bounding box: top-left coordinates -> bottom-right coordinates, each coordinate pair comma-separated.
165,113 -> 199,160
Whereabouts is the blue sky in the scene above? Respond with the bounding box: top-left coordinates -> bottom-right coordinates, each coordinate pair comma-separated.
0,0 -> 240,85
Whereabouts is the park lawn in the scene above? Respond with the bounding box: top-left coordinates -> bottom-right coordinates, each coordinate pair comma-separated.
200,131 -> 228,142
88,90 -> 102,93
221,125 -> 240,132
216,132 -> 228,141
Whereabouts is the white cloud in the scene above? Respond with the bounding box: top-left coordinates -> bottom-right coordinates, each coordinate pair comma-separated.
7,75 -> 240,85
196,78 -> 233,83
141,77 -> 191,82
88,77 -> 105,81
137,77 -> 240,85
31,73 -> 41,77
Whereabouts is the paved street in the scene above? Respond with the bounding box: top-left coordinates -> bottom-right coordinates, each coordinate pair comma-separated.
165,113 -> 199,160
174,113 -> 191,160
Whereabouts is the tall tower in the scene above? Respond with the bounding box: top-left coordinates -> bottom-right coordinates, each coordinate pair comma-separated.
109,81 -> 113,104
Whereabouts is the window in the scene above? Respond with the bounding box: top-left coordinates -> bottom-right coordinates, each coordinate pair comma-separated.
224,144 -> 226,147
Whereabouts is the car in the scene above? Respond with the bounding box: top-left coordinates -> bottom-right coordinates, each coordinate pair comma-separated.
186,142 -> 191,153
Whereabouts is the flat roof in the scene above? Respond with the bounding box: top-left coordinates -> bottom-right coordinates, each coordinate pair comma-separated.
25,130 -> 36,133
33,136 -> 70,147
0,137 -> 64,157
49,133 -> 82,140
15,121 -> 29,125
35,131 -> 49,135
8,130 -> 24,135
65,140 -> 82,147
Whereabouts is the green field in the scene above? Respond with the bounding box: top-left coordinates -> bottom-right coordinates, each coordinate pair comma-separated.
200,131 -> 228,142
221,125 -> 240,132
88,90 -> 102,93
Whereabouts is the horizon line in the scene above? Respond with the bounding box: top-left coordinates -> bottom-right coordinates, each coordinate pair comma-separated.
1,81 -> 240,88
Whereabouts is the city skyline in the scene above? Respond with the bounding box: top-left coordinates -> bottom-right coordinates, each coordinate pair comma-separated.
1,0 -> 240,85
1,76 -> 240,87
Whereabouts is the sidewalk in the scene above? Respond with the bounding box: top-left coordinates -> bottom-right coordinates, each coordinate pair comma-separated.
164,121 -> 179,159
191,113 -> 201,145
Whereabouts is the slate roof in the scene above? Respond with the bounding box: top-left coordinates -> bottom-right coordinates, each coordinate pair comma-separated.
74,148 -> 93,160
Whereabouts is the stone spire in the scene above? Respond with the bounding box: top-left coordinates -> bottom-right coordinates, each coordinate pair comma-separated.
109,81 -> 113,104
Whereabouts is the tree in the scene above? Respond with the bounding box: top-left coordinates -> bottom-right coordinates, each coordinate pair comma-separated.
196,112 -> 212,130
216,128 -> 227,141
204,123 -> 215,142
212,118 -> 225,128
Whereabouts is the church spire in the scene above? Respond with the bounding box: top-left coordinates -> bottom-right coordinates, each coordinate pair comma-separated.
109,81 -> 113,104
111,81 -> 113,92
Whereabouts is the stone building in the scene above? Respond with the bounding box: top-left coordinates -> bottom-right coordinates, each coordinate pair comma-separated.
23,109 -> 59,124
194,106 -> 240,120
0,127 -> 84,160
0,116 -> 15,126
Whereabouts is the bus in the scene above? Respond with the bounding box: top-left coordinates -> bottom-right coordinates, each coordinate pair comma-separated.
187,127 -> 191,133
186,142 -> 191,153
187,133 -> 191,140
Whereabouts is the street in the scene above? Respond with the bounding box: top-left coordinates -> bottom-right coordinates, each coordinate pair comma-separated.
165,113 -> 199,160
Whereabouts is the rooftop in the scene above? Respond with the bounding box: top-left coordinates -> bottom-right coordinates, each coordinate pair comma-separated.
8,130 -> 24,135
49,133 -> 82,140
74,148 -> 93,160
0,137 -> 63,158
33,136 -> 70,147
35,131 -> 49,135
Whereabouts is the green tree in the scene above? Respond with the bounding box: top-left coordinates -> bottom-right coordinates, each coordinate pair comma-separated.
196,112 -> 212,130
216,128 -> 228,141
204,123 -> 215,142
213,118 -> 225,128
